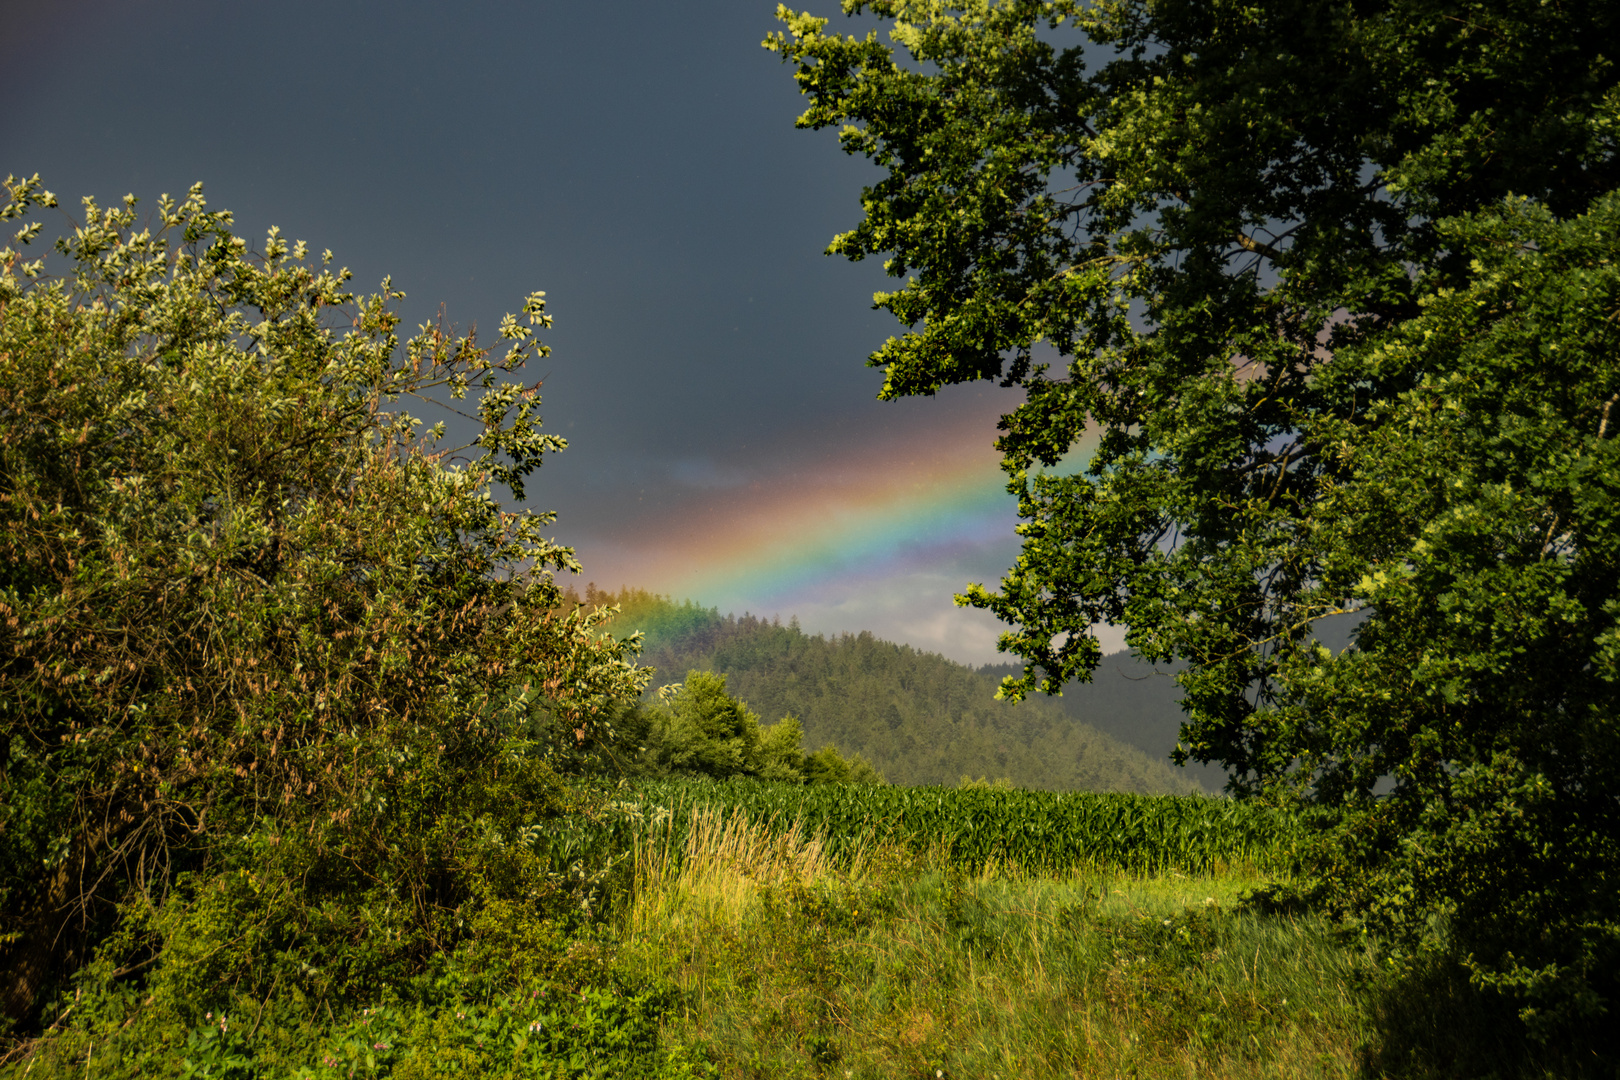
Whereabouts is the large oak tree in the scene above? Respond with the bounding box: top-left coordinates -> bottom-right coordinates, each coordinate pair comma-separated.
769,0 -> 1620,1040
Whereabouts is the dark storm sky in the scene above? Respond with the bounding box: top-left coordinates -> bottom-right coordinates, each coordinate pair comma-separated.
1,0 -> 1105,664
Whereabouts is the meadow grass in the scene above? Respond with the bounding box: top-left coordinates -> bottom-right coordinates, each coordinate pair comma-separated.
616,808 -> 1381,1079
5,801 -> 1583,1078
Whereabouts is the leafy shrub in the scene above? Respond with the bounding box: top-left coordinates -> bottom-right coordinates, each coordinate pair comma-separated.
13,985 -> 718,1079
0,175 -> 648,1034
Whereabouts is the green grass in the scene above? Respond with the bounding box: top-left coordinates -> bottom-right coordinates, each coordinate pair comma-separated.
6,782 -> 1597,1079
614,806 -> 1379,1079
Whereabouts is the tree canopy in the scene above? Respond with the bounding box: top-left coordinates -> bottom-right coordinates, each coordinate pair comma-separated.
634,668 -> 884,784
768,0 -> 1620,1040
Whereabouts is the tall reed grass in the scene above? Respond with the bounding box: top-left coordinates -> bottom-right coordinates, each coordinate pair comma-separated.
624,806 -> 874,937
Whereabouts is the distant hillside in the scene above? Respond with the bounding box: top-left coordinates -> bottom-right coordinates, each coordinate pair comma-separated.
978,657 -> 1229,791
584,588 -> 1206,795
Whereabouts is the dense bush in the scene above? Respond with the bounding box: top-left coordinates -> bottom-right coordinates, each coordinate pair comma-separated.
0,175 -> 648,1038
1286,195 -> 1620,1038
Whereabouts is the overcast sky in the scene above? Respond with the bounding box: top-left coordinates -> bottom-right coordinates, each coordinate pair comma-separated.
2,0 -> 1120,664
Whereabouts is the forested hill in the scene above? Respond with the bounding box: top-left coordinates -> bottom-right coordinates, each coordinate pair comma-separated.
586,588 -> 1206,795
977,658 -> 1229,791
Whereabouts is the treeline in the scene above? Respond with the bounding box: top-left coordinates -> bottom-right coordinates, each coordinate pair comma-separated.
583,587 -> 1203,795
611,669 -> 884,786
977,658 -> 1231,791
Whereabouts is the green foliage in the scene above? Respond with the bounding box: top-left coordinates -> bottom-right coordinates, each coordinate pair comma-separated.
1276,196 -> 1620,1039
801,742 -> 883,786
641,670 -> 883,785
755,716 -> 809,784
767,0 -> 1620,1044
596,589 -> 1202,793
646,671 -> 768,779
0,175 -> 649,1033
10,986 -> 718,1079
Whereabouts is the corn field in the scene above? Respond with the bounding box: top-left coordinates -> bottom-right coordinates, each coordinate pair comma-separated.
552,778 -> 1303,879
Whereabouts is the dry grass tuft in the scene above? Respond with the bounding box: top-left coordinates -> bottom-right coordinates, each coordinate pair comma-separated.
625,806 -> 858,935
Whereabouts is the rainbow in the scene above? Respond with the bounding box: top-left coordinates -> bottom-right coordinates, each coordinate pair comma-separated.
575,391 -> 1096,623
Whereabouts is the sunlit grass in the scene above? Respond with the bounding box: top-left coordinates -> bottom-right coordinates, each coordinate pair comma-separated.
617,810 -> 1380,1079
625,805 -> 872,936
